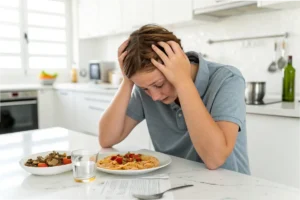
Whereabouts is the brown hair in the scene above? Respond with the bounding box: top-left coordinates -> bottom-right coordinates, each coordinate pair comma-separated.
123,24 -> 182,78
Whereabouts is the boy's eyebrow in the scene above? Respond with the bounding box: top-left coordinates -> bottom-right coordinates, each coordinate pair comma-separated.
141,79 -> 163,89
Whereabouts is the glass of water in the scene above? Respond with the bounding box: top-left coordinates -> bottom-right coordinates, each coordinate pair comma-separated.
71,149 -> 98,183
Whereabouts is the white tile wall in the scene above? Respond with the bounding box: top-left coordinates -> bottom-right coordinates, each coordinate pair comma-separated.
81,8 -> 300,97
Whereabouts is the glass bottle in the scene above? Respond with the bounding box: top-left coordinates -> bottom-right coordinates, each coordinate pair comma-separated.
282,56 -> 295,102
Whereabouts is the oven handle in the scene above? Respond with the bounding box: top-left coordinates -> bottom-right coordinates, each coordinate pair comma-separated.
0,100 -> 37,107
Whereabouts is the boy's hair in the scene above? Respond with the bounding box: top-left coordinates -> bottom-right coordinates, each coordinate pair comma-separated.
123,24 -> 182,78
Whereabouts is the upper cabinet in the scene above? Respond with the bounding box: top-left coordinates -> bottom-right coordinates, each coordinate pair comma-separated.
78,0 -> 99,38
153,0 -> 193,25
257,1 -> 300,9
78,0 -> 122,39
120,0 -> 153,32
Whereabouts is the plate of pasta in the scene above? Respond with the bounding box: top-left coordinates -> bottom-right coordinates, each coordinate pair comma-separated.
96,150 -> 172,175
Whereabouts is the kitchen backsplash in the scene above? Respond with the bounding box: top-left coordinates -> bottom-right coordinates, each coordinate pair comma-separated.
80,7 -> 300,97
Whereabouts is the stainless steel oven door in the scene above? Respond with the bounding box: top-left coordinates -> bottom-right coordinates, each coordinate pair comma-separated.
0,99 -> 38,134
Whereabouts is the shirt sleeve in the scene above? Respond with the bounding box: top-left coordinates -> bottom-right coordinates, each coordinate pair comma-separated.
211,75 -> 246,131
126,85 -> 145,122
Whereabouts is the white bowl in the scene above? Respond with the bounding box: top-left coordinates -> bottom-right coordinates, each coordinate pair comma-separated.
19,150 -> 72,176
40,78 -> 56,85
96,149 -> 172,175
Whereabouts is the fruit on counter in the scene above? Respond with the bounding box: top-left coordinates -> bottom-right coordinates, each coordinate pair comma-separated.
39,70 -> 58,79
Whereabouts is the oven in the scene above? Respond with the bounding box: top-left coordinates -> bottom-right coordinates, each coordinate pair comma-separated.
0,91 -> 38,134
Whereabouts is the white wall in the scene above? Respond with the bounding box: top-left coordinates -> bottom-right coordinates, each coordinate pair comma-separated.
79,8 -> 300,97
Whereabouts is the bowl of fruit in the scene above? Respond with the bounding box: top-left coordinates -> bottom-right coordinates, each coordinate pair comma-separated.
39,71 -> 58,85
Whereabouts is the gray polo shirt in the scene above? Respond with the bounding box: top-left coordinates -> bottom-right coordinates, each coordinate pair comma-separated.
126,51 -> 250,175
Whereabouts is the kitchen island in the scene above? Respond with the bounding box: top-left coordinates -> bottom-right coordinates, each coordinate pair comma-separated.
0,127 -> 298,200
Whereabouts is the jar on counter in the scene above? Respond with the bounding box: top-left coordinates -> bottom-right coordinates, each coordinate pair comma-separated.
108,70 -> 123,85
71,63 -> 78,83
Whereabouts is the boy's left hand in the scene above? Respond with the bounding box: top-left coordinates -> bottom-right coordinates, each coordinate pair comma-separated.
151,41 -> 192,89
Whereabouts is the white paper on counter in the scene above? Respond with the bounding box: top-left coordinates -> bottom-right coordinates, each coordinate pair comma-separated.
98,178 -> 174,200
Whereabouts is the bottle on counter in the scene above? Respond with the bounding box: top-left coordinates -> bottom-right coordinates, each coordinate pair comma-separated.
282,55 -> 295,102
71,63 -> 78,83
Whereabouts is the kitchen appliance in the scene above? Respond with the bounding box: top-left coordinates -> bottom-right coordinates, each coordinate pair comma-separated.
193,1 -> 274,20
89,60 -> 115,83
0,91 -> 38,134
245,82 -> 266,104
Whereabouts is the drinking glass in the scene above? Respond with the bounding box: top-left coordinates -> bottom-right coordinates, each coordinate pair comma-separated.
71,149 -> 98,183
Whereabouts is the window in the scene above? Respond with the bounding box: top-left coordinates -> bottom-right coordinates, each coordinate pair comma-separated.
0,0 -> 70,71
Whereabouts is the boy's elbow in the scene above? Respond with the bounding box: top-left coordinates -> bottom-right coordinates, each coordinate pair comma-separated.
98,135 -> 112,148
205,157 -> 226,170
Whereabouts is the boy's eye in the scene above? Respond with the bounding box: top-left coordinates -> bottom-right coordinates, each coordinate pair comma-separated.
155,83 -> 164,88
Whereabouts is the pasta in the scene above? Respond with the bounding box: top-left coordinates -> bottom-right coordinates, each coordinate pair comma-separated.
97,152 -> 159,170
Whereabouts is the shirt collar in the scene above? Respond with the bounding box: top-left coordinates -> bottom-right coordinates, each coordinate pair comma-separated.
186,51 -> 210,98
170,51 -> 209,108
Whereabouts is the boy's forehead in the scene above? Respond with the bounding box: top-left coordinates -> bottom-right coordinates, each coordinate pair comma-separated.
130,69 -> 164,87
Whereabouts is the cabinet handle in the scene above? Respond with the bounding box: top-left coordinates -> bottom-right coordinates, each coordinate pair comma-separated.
85,97 -> 110,103
0,100 -> 37,107
88,106 -> 105,111
59,92 -> 68,96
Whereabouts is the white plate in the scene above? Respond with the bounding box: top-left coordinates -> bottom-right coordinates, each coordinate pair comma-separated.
19,150 -> 72,176
96,149 -> 172,175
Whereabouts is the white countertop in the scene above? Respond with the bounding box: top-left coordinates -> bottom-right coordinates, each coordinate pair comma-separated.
1,83 -> 299,118
246,101 -> 300,118
0,127 -> 298,200
0,84 -> 53,91
0,83 -> 119,94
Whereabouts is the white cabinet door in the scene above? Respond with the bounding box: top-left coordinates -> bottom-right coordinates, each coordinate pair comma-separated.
78,0 -> 99,38
257,1 -> 300,9
247,114 -> 300,188
78,0 -> 122,38
38,89 -> 55,129
98,0 -> 122,35
55,90 -> 75,130
134,0 -> 153,29
75,92 -> 114,136
153,0 -> 193,25
121,0 -> 153,31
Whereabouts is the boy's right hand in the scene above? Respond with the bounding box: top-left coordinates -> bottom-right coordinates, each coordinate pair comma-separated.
118,39 -> 132,84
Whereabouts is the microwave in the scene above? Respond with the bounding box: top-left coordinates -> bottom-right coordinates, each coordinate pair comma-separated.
89,60 -> 115,83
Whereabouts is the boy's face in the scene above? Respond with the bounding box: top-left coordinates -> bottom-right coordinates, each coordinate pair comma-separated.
130,69 -> 177,104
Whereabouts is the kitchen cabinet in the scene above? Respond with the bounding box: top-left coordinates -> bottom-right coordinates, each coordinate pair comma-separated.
74,91 -> 152,149
78,0 -> 122,38
78,0 -> 99,38
120,0 -> 153,31
153,0 -> 193,25
55,90 -> 75,130
246,114 -> 300,188
257,1 -> 300,9
38,89 -> 55,129
75,91 -> 113,135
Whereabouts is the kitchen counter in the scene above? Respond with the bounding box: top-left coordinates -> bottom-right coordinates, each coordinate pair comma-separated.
246,101 -> 300,118
0,84 -> 53,91
0,127 -> 299,200
0,83 -> 118,94
1,83 -> 299,118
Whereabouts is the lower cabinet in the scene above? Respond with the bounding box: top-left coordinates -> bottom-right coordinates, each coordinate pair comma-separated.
38,89 -> 55,129
74,91 -> 152,150
246,113 -> 300,188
